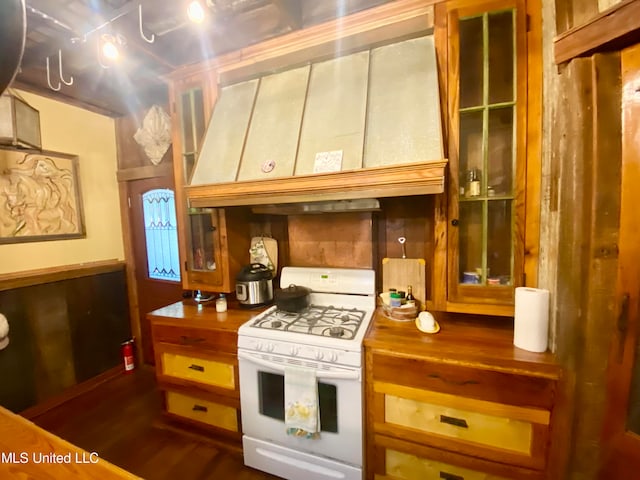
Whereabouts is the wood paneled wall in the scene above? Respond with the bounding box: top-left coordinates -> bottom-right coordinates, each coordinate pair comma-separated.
545,53 -> 622,478
0,263 -> 131,413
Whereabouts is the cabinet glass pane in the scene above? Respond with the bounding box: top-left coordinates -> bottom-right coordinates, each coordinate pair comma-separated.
181,91 -> 195,154
459,201 -> 483,284
459,17 -> 483,108
487,107 -> 514,196
487,199 -> 512,285
459,111 -> 484,198
188,209 -> 216,272
193,89 -> 205,149
488,11 -> 515,104
455,8 -> 517,294
180,88 -> 205,183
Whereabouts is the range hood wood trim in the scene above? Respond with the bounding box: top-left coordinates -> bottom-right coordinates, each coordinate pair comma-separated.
166,0 -> 438,85
186,160 -> 447,207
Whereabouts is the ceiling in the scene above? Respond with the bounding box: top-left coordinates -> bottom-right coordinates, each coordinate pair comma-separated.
13,0 -> 392,117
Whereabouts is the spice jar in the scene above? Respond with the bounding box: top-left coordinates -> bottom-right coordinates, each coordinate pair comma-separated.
215,294 -> 228,313
389,292 -> 402,308
467,168 -> 481,197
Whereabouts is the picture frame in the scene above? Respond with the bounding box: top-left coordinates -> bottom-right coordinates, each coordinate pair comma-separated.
0,147 -> 85,244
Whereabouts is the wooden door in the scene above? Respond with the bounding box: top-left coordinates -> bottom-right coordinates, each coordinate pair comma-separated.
128,177 -> 183,365
600,43 -> 640,478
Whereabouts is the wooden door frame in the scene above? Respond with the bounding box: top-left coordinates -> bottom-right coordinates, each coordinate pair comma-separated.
600,42 -> 640,477
118,172 -> 182,364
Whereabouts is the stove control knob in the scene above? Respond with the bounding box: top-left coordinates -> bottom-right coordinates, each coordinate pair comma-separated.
256,342 -> 264,351
315,350 -> 324,360
329,352 -> 338,363
266,343 -> 275,352
289,346 -> 299,356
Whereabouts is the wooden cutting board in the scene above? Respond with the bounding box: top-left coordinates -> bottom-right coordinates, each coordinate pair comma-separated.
382,258 -> 427,306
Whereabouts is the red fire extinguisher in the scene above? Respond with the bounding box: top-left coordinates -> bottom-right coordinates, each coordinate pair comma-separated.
121,338 -> 136,373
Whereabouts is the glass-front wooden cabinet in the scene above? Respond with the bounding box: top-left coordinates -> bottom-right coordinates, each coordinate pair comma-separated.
444,0 -> 536,312
168,69 -> 251,294
178,86 -> 206,184
185,207 -> 223,288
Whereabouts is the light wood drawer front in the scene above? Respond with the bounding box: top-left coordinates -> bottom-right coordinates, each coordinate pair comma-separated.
377,448 -> 511,480
166,391 -> 238,432
161,352 -> 235,389
385,394 -> 532,455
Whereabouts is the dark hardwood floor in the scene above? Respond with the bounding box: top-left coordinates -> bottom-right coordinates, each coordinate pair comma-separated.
28,366 -> 280,480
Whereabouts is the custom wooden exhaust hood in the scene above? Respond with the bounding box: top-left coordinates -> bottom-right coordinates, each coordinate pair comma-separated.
180,0 -> 448,208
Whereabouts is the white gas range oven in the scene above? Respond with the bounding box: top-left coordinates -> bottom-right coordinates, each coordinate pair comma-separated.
237,266 -> 376,480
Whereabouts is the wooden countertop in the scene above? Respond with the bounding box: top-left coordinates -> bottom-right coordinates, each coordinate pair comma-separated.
365,309 -> 561,379
0,405 -> 138,479
147,300 -> 269,331
148,301 -> 559,378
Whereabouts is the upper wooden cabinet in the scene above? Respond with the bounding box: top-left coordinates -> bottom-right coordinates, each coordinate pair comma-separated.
168,70 -> 251,294
169,70 -> 217,186
433,0 -> 541,315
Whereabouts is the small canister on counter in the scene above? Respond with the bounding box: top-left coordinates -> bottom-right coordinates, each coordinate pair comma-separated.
216,293 -> 228,312
121,338 -> 135,373
389,291 -> 402,307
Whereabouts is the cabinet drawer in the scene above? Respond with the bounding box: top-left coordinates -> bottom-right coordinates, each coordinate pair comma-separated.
371,353 -> 556,410
373,382 -> 549,470
378,448 -> 511,480
152,324 -> 236,354
161,352 -> 235,390
385,394 -> 531,455
166,391 -> 238,432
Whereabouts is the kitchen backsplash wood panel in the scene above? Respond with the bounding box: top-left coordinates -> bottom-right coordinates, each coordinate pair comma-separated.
288,213 -> 374,268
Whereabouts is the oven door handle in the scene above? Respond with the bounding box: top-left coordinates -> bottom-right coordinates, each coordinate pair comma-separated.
237,351 -> 361,381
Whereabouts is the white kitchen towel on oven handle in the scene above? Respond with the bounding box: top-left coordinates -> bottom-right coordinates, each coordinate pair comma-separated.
284,365 -> 320,439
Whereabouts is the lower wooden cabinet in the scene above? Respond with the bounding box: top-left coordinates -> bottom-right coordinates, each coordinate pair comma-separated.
148,302 -> 258,444
371,435 -> 543,480
364,314 -> 565,480
165,390 -> 239,433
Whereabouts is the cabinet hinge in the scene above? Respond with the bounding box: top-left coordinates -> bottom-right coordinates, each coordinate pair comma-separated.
523,272 -> 526,286
526,14 -> 531,32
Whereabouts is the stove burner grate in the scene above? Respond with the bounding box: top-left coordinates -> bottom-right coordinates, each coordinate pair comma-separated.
251,304 -> 367,339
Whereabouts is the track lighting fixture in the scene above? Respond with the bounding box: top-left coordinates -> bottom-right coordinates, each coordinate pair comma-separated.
98,33 -> 126,68
187,0 -> 206,23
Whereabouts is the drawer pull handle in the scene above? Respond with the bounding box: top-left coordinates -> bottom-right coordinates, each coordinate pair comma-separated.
440,471 -> 464,480
192,404 -> 208,412
188,364 -> 205,372
440,415 -> 468,428
427,373 -> 479,387
180,335 -> 205,345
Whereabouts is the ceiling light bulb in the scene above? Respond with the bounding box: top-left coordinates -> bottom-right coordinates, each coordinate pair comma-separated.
187,1 -> 205,23
102,40 -> 119,61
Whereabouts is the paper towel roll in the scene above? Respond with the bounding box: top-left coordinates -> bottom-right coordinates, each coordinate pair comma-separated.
513,287 -> 550,353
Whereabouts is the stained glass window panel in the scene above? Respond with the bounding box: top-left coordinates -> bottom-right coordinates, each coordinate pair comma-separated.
142,189 -> 180,282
